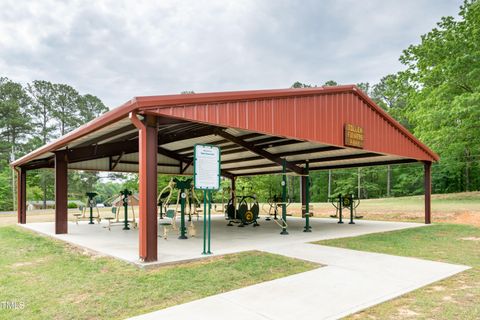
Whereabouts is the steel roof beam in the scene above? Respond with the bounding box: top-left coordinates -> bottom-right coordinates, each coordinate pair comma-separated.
216,140 -> 303,158
105,123 -> 216,146
157,117 -> 189,126
106,131 -> 139,144
159,126 -> 218,146
23,158 -> 54,170
185,143 -> 241,156
308,158 -> 418,170
66,139 -> 138,163
74,124 -> 137,148
262,140 -> 305,149
176,132 -> 264,155
233,158 -> 418,176
115,160 -> 180,168
220,139 -> 300,156
278,146 -> 343,158
157,122 -> 191,135
224,152 -> 379,172
216,130 -> 305,175
221,155 -> 264,164
225,162 -> 281,171
110,152 -> 125,170
180,160 -> 193,174
221,146 -> 347,165
291,152 -> 380,164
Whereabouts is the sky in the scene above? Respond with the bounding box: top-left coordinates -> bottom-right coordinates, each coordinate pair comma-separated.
0,0 -> 462,108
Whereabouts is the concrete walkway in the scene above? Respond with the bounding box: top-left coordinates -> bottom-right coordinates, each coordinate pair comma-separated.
129,243 -> 469,320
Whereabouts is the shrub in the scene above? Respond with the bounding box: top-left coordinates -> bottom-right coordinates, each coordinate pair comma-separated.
67,202 -> 78,209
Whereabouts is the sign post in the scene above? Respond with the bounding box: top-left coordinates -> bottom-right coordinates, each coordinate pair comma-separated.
194,144 -> 221,255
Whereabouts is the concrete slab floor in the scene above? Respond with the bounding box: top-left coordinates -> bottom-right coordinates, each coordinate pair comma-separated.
21,215 -> 425,266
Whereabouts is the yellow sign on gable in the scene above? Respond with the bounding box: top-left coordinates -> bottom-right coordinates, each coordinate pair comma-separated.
344,124 -> 364,148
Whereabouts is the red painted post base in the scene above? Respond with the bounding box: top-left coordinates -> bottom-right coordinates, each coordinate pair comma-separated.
130,113 -> 158,262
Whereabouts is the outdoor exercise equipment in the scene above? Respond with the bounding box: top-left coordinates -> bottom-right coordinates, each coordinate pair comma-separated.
157,182 -> 173,219
329,193 -> 362,224
214,186 -> 232,215
263,194 -> 292,221
225,187 -> 260,227
261,193 -> 292,232
120,189 -> 133,230
174,178 -> 191,239
280,159 -> 289,234
261,160 -> 289,234
86,192 -> 100,224
158,209 -> 176,239
158,178 -> 201,238
303,162 -> 312,232
187,186 -> 202,222
158,179 -> 175,224
75,192 -> 101,225
105,189 -> 138,230
186,186 -> 199,237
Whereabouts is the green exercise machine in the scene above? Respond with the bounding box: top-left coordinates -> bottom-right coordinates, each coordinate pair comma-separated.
329,193 -> 362,224
175,178 -> 191,239
86,192 -> 100,224
120,189 -> 133,230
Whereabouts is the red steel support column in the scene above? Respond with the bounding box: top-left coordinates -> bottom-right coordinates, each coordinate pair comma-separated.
17,167 -> 27,224
130,113 -> 158,262
300,175 -> 307,218
55,151 -> 68,234
424,161 -> 432,224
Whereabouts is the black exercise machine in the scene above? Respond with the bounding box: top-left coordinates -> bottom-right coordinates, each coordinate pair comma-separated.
225,187 -> 260,227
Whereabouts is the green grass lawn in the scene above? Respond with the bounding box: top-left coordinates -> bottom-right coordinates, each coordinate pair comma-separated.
317,224 -> 480,319
280,191 -> 480,225
0,226 -> 317,320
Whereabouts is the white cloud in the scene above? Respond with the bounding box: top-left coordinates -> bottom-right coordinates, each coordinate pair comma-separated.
0,0 -> 462,107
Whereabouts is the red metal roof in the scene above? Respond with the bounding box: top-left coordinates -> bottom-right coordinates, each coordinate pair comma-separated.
11,85 -> 438,169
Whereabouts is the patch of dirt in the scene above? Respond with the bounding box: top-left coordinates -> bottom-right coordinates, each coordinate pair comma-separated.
10,258 -> 46,268
452,212 -> 480,227
430,285 -> 446,292
65,292 -> 90,304
350,312 -> 376,319
459,237 -> 480,241
433,191 -> 480,200
458,284 -> 473,290
11,261 -> 34,267
397,307 -> 419,317
63,242 -> 107,260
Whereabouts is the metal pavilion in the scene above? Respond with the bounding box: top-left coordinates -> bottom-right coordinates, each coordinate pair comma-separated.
11,85 -> 438,262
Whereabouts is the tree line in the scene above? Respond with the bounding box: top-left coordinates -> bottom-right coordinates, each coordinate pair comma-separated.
0,78 -> 109,210
0,0 -> 478,210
